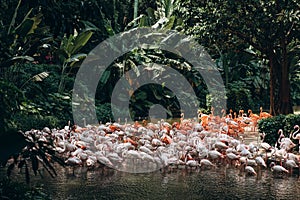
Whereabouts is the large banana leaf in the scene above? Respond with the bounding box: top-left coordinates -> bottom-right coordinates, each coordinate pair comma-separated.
15,12 -> 42,38
70,31 -> 93,55
60,30 -> 94,61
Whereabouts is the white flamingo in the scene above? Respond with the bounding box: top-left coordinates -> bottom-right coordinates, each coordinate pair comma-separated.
226,152 -> 240,166
277,129 -> 296,151
200,159 -> 216,168
271,148 -> 287,166
285,159 -> 298,174
186,160 -> 199,169
246,158 -> 257,167
259,133 -> 272,161
255,156 -> 267,168
139,151 -> 155,163
285,160 -> 299,168
245,166 -> 257,176
292,125 -> 300,153
86,156 -> 97,167
65,156 -> 83,165
270,162 -> 289,174
96,154 -> 113,167
208,149 -> 224,163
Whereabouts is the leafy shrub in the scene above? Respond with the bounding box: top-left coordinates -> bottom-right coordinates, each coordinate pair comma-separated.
0,178 -> 51,200
11,114 -> 61,131
227,81 -> 255,112
96,103 -> 114,123
258,114 -> 300,146
258,115 -> 286,145
0,79 -> 24,131
283,114 -> 300,135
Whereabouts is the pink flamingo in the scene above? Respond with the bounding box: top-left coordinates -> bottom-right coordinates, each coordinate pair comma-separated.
292,125 -> 300,153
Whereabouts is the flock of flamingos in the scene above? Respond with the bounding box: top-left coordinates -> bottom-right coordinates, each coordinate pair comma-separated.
24,107 -> 300,177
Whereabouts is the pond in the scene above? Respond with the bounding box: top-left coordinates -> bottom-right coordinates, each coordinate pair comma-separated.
3,164 -> 299,200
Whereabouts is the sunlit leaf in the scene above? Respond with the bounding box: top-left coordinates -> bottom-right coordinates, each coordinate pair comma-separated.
32,72 -> 49,82
100,70 -> 111,84
70,31 -> 93,55
11,56 -> 34,62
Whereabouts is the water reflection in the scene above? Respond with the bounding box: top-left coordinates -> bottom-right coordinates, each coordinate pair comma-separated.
1,165 -> 299,200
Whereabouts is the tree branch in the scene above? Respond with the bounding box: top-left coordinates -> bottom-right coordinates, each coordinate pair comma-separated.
227,28 -> 266,54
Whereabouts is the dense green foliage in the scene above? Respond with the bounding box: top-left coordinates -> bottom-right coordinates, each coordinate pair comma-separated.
0,2 -> 299,198
258,114 -> 300,146
180,0 -> 300,115
0,1 -> 299,135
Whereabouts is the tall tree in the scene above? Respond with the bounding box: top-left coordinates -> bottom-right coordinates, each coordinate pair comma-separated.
180,0 -> 300,115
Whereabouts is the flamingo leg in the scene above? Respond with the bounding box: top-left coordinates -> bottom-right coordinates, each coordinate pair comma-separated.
265,151 -> 268,163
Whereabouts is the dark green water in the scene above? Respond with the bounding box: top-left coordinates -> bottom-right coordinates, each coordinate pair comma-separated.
5,165 -> 299,200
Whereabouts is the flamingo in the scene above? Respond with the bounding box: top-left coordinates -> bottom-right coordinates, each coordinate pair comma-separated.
55,140 -> 66,154
239,156 -> 257,175
285,159 -> 298,174
161,133 -> 172,145
245,166 -> 257,176
208,149 -> 224,163
248,109 -> 260,131
74,140 -> 87,150
139,151 -> 155,163
107,152 -> 123,163
65,156 -> 83,175
152,138 -> 163,146
139,146 -> 153,155
21,115 -> 300,177
287,152 -> 300,164
71,148 -> 83,157
96,154 -> 113,167
276,129 -> 285,148
259,133 -> 272,162
186,160 -> 199,169
123,149 -> 141,160
198,110 -> 209,129
276,129 -> 296,151
271,147 -> 287,166
65,156 -> 83,165
226,147 -> 238,155
292,125 -> 300,153
226,152 -> 240,166
255,156 -> 267,168
270,162 -> 289,174
245,158 -> 257,167
200,159 -> 216,169
54,133 -> 66,150
214,141 -> 229,150
167,156 -> 181,168
259,107 -> 272,119
86,156 -> 97,167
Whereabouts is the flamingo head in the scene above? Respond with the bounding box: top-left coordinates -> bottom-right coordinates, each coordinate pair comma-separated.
278,129 -> 283,135
269,162 -> 275,169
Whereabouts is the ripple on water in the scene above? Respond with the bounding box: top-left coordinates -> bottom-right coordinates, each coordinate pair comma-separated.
1,165 -> 299,200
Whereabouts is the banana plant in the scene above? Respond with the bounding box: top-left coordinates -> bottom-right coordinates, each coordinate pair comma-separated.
0,0 -> 43,69
57,24 -> 98,93
97,0 -> 200,121
125,0 -> 182,31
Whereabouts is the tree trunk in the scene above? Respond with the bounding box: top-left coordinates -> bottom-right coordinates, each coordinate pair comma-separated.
268,48 -> 293,116
278,38 -> 293,114
269,2 -> 293,115
268,51 -> 279,116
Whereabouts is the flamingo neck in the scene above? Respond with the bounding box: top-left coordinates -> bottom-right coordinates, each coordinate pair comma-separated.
292,126 -> 300,139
